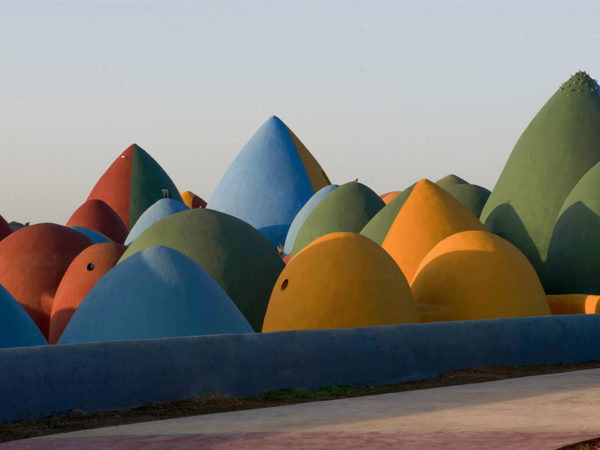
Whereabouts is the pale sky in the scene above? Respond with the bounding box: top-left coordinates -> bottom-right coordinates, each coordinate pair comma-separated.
2,0 -> 599,224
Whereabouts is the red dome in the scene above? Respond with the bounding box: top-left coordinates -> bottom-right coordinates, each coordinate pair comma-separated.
49,242 -> 126,344
0,223 -> 92,338
67,199 -> 128,244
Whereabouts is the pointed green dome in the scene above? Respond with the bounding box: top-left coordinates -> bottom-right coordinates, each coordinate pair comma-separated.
436,174 -> 468,191
361,183 -> 416,245
480,71 -> 600,280
545,161 -> 600,294
290,181 -> 384,256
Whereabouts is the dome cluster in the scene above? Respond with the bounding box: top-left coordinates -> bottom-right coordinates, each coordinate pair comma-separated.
2,71 -> 600,348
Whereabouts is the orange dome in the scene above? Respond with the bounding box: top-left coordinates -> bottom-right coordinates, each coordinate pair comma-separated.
380,191 -> 401,204
380,179 -> 485,282
262,232 -> 418,332
546,294 -> 600,315
411,230 -> 550,322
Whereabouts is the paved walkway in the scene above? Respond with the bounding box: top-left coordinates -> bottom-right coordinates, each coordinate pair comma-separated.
5,369 -> 600,449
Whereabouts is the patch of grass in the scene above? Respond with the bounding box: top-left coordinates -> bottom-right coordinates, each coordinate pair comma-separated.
248,384 -> 360,401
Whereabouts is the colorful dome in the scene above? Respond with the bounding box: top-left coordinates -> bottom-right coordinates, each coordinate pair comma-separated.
411,230 -> 550,322
87,144 -> 182,231
546,294 -> 600,315
209,116 -> 331,247
181,190 -> 207,209
443,183 -> 491,218
0,284 -> 46,349
119,208 -> 284,331
283,184 -> 339,255
263,232 -> 418,332
290,181 -> 384,256
481,71 -> 600,280
545,161 -> 600,293
361,183 -> 416,245
365,179 -> 485,282
380,191 -> 401,204
69,226 -> 111,243
49,242 -> 127,344
124,198 -> 189,245
0,215 -> 11,241
66,199 -> 128,243
0,223 -> 93,338
59,246 -> 253,344
435,174 -> 468,190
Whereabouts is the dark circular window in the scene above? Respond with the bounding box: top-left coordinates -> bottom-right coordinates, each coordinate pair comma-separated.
87,263 -> 95,271
281,279 -> 288,291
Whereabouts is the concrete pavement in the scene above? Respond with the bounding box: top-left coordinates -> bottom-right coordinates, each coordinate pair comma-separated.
4,368 -> 600,449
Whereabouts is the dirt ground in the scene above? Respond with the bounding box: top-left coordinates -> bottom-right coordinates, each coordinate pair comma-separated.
3,360 -> 600,443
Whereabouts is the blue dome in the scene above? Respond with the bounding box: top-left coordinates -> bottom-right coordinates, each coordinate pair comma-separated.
125,199 -> 189,245
58,246 -> 253,344
0,284 -> 46,348
283,184 -> 338,255
70,226 -> 111,243
209,116 -> 330,247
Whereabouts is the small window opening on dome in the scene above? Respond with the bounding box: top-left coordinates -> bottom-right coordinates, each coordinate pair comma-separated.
281,279 -> 289,291
121,155 -> 127,159
87,263 -> 95,271
162,189 -> 171,199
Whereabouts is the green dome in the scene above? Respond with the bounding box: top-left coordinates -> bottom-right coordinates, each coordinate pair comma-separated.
443,184 -> 491,218
435,174 -> 468,191
545,161 -> 600,294
360,183 -> 416,245
290,181 -> 384,256
480,71 -> 600,280
119,208 -> 284,331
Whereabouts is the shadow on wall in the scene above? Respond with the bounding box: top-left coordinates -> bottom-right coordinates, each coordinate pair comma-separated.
483,203 -> 543,280
545,202 -> 600,294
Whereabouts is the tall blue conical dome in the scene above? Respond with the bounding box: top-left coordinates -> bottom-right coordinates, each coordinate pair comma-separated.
209,116 -> 331,247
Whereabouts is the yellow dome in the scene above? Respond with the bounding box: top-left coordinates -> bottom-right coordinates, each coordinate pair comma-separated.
411,230 -> 550,322
547,294 -> 600,315
262,232 -> 418,332
381,179 -> 485,282
180,190 -> 206,209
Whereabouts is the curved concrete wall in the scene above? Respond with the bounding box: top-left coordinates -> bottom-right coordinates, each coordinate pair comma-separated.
2,314 -> 600,423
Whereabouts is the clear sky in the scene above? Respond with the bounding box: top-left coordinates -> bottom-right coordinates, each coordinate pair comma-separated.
2,0 -> 600,224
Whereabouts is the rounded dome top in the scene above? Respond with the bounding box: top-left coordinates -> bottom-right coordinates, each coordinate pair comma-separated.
290,181 -> 384,256
283,184 -> 338,255
125,198 -> 189,245
66,199 -> 127,243
263,232 -> 418,332
59,246 -> 253,344
119,208 -> 284,331
50,242 -> 127,344
0,223 -> 93,338
412,230 -> 550,322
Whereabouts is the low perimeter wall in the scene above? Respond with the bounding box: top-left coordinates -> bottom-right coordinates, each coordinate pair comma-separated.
2,314 -> 600,423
